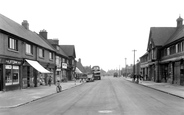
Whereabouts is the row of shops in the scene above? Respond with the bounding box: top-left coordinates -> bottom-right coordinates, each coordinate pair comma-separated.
0,58 -> 74,91
141,59 -> 184,86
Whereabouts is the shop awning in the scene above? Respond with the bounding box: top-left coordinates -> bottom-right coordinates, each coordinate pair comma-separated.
75,67 -> 82,74
25,59 -> 51,73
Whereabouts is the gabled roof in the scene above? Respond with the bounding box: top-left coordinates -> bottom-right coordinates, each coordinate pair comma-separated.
164,25 -> 184,45
76,61 -> 85,73
60,45 -> 76,58
149,27 -> 176,46
58,46 -> 68,58
0,13 -> 54,51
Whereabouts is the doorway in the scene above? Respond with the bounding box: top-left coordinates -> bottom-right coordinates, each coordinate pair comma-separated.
0,64 -> 3,91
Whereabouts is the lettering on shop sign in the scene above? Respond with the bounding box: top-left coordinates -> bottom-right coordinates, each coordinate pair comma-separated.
5,60 -> 21,65
62,63 -> 67,69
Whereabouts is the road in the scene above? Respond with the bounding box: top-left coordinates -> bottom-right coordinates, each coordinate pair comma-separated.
1,76 -> 184,115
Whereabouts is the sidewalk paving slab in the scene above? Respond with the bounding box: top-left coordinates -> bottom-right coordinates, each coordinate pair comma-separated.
123,77 -> 184,99
0,81 -> 83,108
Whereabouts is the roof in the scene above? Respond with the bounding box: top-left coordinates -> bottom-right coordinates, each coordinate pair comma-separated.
149,27 -> 176,46
58,46 -> 68,58
0,13 -> 54,51
60,45 -> 76,58
164,25 -> 184,45
76,61 -> 85,73
47,39 -> 68,58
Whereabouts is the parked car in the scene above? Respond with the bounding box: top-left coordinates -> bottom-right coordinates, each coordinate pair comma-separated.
86,74 -> 94,82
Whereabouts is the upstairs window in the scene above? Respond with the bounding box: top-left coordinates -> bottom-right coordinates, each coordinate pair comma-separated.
167,47 -> 170,55
39,48 -> 44,58
49,52 -> 53,60
176,44 -> 178,53
26,43 -> 33,55
8,37 -> 18,51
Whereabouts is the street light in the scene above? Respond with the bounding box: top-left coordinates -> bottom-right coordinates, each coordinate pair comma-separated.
132,49 -> 137,81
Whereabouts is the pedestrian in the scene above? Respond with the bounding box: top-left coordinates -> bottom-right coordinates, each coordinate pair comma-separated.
48,76 -> 52,86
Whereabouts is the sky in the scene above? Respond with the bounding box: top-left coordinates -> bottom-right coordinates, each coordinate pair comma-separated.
0,0 -> 184,71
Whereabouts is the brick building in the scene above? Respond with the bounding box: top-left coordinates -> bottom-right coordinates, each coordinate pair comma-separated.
140,16 -> 184,85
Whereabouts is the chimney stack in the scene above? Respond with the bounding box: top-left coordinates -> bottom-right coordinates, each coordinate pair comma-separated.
52,39 -> 59,45
39,29 -> 47,39
22,20 -> 29,30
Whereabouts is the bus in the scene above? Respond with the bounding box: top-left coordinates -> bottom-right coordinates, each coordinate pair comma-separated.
92,66 -> 101,80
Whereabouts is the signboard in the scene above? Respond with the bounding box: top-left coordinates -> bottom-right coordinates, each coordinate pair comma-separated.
5,60 -> 22,65
62,63 -> 67,69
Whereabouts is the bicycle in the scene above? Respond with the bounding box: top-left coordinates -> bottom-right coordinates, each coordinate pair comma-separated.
56,80 -> 62,93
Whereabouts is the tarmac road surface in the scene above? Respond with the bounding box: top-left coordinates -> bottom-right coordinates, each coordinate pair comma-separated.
1,76 -> 184,115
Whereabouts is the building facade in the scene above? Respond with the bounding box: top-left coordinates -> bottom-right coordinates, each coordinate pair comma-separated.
140,16 -> 184,85
0,13 -> 78,91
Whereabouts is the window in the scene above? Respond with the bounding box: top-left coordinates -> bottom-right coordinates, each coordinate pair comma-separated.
5,65 -> 19,85
49,52 -> 53,60
167,47 -> 170,55
26,43 -> 33,54
151,50 -> 154,59
181,42 -> 183,52
39,48 -> 44,58
62,58 -> 65,63
176,44 -> 178,53
178,43 -> 181,52
8,37 -> 18,51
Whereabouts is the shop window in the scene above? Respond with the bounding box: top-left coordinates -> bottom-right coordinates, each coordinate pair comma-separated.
5,65 -> 19,85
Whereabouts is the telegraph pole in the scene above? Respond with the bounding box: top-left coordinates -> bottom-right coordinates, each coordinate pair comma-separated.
125,58 -> 127,77
132,49 -> 137,81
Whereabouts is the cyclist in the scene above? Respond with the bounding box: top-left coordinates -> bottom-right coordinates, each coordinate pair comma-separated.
56,80 -> 62,93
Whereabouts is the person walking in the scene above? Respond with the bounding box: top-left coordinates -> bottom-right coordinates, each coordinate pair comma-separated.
48,76 -> 52,86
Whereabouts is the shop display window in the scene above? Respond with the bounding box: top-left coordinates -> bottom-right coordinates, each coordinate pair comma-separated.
5,65 -> 19,85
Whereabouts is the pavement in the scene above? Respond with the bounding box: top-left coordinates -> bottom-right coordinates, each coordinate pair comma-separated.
124,77 -> 184,99
0,80 -> 83,108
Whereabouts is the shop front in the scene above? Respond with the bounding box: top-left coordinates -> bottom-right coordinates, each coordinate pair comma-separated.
61,63 -> 67,82
22,59 -> 51,88
0,59 -> 22,91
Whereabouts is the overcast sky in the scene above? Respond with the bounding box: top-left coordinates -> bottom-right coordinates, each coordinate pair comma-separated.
1,0 -> 184,71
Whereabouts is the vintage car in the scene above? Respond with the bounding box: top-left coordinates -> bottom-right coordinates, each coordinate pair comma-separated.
86,74 -> 94,82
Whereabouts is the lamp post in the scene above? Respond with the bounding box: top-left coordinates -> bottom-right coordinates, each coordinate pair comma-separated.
132,49 -> 137,81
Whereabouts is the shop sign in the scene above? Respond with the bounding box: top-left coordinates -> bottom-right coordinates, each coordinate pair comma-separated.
62,63 -> 67,69
5,60 -> 22,65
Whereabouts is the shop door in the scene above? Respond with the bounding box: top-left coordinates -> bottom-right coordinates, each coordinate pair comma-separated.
174,62 -> 180,85
0,64 -> 3,91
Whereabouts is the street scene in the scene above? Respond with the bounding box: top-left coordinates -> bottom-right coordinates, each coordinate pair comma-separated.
1,0 -> 184,115
0,76 -> 184,115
